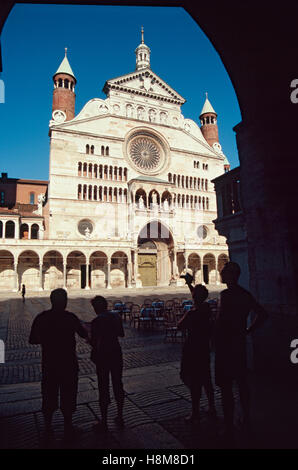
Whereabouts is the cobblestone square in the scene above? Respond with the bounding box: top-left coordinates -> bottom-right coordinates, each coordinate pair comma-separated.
0,289 -> 297,449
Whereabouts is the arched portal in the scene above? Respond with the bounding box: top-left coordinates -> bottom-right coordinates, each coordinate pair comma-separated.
90,251 -> 107,288
110,251 -> 128,288
18,250 -> 40,290
202,253 -> 216,284
43,251 -> 63,290
0,250 -> 14,290
218,253 -> 229,282
188,253 -> 202,283
66,251 -> 86,289
138,221 -> 174,287
20,223 -> 29,239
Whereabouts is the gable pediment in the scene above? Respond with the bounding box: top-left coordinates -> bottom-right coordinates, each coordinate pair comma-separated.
103,69 -> 186,105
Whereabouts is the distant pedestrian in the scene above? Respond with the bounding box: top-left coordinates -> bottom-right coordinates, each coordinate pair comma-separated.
29,288 -> 88,441
90,296 -> 125,432
215,262 -> 268,438
21,284 -> 26,303
178,274 -> 216,426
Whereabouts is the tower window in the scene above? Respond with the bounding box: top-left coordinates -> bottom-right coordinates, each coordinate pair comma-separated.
64,79 -> 69,89
58,78 -> 62,87
0,191 -> 4,205
29,192 -> 35,204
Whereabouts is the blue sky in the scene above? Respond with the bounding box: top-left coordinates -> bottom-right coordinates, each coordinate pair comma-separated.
0,4 -> 241,180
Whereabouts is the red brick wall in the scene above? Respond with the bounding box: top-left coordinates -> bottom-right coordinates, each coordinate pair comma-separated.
201,123 -> 219,147
52,73 -> 75,121
16,182 -> 48,205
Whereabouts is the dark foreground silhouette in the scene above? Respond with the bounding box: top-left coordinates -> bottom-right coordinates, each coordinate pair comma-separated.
90,295 -> 125,433
215,262 -> 268,438
178,282 -> 216,426
29,288 -> 88,441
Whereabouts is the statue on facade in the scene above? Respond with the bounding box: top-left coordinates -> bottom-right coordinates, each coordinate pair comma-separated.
163,198 -> 169,211
138,195 -> 145,209
152,191 -> 157,206
84,227 -> 91,239
34,193 -> 45,216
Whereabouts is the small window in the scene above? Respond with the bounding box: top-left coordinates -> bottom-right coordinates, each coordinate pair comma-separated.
86,144 -> 90,154
30,192 -> 35,204
0,191 -> 4,205
91,145 -> 94,155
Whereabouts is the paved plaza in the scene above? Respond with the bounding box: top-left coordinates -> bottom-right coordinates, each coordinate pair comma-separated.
0,287 -> 297,449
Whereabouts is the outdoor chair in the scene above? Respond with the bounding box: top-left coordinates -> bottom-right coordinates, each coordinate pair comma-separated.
164,310 -> 181,342
130,304 -> 141,328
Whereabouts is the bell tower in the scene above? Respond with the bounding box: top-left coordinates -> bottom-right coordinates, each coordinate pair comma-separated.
199,93 -> 219,148
52,48 -> 76,121
135,27 -> 151,71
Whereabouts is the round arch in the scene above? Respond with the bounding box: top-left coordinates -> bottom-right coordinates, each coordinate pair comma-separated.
66,251 -> 87,290
43,250 -> 64,290
90,251 -> 108,289
110,251 -> 128,288
137,220 -> 174,287
202,253 -> 216,285
0,250 -> 15,291
18,250 -> 40,291
188,253 -> 202,283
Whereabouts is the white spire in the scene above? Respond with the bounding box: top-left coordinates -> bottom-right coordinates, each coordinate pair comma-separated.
54,48 -> 76,80
135,27 -> 151,71
200,93 -> 217,116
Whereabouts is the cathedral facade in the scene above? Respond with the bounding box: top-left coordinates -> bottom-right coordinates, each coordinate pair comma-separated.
0,32 -> 229,291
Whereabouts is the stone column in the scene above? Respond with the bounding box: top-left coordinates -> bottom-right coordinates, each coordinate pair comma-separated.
63,262 -> 67,289
173,249 -> 179,277
15,222 -> 20,239
2,221 -> 6,239
201,260 -> 205,285
13,262 -> 18,292
127,261 -> 132,288
39,262 -> 43,291
28,224 -> 32,240
215,256 -> 219,285
107,262 -> 111,289
85,264 -> 90,290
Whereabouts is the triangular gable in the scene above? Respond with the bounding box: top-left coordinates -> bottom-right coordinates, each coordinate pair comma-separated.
103,69 -> 186,105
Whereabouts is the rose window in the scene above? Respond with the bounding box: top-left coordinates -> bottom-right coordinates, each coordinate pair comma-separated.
129,137 -> 160,171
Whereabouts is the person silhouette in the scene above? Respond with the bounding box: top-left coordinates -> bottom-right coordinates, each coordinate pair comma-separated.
178,276 -> 216,425
29,288 -> 88,441
215,261 -> 268,439
90,296 -> 125,432
21,284 -> 26,303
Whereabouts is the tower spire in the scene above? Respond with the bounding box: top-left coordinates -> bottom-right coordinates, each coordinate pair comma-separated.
199,94 -> 219,147
141,26 -> 144,44
135,28 -> 151,71
52,50 -> 76,121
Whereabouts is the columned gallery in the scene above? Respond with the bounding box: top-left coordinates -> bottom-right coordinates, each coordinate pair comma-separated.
0,32 -> 229,291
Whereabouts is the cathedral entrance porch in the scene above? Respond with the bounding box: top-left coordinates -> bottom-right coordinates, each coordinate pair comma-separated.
137,221 -> 173,287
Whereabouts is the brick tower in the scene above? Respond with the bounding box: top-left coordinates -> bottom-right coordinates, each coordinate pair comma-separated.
199,93 -> 219,147
52,48 -> 76,122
